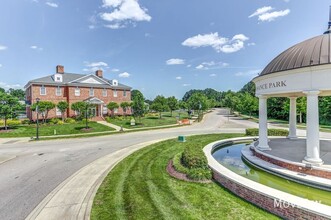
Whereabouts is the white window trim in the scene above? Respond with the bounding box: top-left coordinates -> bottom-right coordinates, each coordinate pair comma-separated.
102,88 -> 107,97
56,86 -> 62,96
75,87 -> 80,96
113,89 -> 118,97
114,108 -> 118,114
123,90 -> 127,97
89,87 -> 94,97
56,107 -> 62,116
40,85 -> 46,96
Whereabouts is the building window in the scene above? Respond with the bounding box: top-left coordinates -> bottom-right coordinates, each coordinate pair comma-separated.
114,108 -> 118,114
75,87 -> 80,96
103,104 -> 108,114
102,88 -> 107,97
89,88 -> 94,97
40,85 -> 46,95
56,86 -> 61,96
56,77 -> 61,81
56,107 -> 62,116
123,90 -> 127,97
113,89 -> 117,97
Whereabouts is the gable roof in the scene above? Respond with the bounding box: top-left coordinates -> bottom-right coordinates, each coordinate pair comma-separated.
25,72 -> 131,90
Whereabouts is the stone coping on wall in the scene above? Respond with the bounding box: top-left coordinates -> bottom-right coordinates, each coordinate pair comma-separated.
203,137 -> 331,219
242,146 -> 331,191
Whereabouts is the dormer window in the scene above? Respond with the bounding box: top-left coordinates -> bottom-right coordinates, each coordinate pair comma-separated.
111,79 -> 118,86
54,73 -> 63,82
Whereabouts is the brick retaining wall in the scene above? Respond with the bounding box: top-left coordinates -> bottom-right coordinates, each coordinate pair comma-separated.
253,149 -> 331,179
212,171 -> 329,220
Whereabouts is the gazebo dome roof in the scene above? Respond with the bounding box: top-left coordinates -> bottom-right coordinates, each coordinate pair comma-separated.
260,33 -> 331,76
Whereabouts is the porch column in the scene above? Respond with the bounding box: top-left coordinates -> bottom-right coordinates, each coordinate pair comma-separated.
303,91 -> 323,165
288,97 -> 297,139
257,95 -> 270,150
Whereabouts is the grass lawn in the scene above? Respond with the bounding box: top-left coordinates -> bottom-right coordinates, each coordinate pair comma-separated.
0,122 -> 115,138
107,112 -> 190,129
91,134 -> 278,220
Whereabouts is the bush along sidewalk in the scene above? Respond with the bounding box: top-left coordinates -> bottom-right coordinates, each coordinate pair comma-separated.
172,142 -> 212,181
245,128 -> 289,136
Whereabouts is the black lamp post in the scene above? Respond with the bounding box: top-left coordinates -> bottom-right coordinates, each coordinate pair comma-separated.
36,98 -> 40,140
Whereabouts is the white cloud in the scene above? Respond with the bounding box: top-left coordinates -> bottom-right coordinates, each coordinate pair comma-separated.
111,68 -> 120,72
175,76 -> 182,80
235,69 -> 261,78
186,64 -> 191,68
100,0 -> 151,29
30,45 -> 43,51
83,61 -> 108,72
46,2 -> 58,8
196,64 -> 204,70
0,82 -> 22,89
119,72 -> 130,78
166,58 -> 185,65
182,32 -> 249,53
249,6 -> 273,18
209,73 -> 217,77
258,9 -> 290,22
182,84 -> 191,87
248,42 -> 256,46
249,6 -> 290,22
0,45 -> 8,50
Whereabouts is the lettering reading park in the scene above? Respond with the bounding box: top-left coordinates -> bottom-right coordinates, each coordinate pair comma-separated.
256,80 -> 287,91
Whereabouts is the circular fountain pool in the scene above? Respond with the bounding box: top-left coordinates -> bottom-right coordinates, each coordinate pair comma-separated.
212,142 -> 331,206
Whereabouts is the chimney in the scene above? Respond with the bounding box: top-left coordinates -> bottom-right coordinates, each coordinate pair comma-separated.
56,65 -> 64,74
96,70 -> 103,78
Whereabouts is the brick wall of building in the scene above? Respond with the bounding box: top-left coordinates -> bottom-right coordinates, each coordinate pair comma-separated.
27,84 -> 132,121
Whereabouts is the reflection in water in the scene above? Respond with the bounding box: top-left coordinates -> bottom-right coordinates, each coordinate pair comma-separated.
212,143 -> 331,206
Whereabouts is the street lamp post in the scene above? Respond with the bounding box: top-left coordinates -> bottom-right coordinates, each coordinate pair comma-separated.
36,98 -> 40,140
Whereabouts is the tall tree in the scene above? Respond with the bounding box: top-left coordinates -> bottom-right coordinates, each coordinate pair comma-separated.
167,96 -> 178,116
150,95 -> 169,118
0,92 -> 20,130
8,88 -> 25,101
31,101 -> 55,123
187,93 -> 208,111
107,102 -> 119,118
120,102 -> 130,118
239,81 -> 256,96
57,101 -> 69,121
131,89 -> 145,120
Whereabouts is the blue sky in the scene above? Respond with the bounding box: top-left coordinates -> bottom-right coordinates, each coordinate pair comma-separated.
0,0 -> 330,99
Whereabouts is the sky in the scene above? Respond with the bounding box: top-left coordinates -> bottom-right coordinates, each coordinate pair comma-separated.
0,0 -> 330,100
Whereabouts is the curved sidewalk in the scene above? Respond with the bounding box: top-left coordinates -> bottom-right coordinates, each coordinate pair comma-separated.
26,139 -> 166,220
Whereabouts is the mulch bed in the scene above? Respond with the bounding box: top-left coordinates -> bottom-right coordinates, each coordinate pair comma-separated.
166,160 -> 211,183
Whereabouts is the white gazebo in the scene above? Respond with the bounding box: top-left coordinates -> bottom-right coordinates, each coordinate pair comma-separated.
253,16 -> 331,165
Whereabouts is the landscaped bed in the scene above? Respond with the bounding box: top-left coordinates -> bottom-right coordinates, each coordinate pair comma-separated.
91,134 -> 278,220
0,121 -> 115,138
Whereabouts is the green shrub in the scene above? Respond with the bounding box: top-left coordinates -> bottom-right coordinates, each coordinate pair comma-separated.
246,128 -> 289,136
49,118 -> 60,124
182,143 -> 209,169
187,168 -> 212,180
81,118 -> 90,124
65,118 -> 76,124
7,119 -> 21,126
57,120 -> 64,125
172,152 -> 189,174
105,116 -> 111,123
21,119 -> 31,125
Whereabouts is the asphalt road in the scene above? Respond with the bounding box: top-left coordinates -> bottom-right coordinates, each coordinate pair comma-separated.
0,108 -> 245,220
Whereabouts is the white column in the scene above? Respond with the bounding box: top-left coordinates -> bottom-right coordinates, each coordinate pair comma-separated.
257,95 -> 270,150
288,97 -> 297,139
303,91 -> 323,165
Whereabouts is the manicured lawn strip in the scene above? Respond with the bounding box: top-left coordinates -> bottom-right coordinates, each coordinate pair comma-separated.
107,112 -> 190,129
0,122 -> 115,138
91,134 -> 278,220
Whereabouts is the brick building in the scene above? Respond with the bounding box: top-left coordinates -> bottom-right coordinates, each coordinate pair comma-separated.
25,65 -> 132,121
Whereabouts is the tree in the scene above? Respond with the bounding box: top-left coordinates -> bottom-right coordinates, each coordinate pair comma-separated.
131,89 -> 145,120
241,93 -> 258,118
178,100 -> 188,111
107,102 -> 119,118
31,101 -> 55,123
57,101 -> 69,121
0,87 -> 5,94
71,101 -> 86,117
120,102 -> 130,117
150,95 -> 169,118
187,93 -> 208,111
0,92 -> 20,130
239,81 -> 256,96
167,96 -> 178,116
8,88 -> 25,101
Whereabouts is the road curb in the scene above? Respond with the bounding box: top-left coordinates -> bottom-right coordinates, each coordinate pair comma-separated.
25,139 -> 168,220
